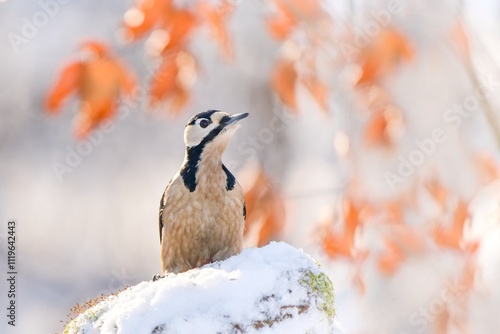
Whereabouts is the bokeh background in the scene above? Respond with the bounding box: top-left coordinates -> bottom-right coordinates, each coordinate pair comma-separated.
1,0 -> 500,333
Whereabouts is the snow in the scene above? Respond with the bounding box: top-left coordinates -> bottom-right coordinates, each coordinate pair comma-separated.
66,242 -> 343,334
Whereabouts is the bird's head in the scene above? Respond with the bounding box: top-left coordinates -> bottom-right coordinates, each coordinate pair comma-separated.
184,110 -> 249,150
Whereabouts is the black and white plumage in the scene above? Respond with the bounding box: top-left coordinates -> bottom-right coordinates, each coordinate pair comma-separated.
157,110 -> 248,275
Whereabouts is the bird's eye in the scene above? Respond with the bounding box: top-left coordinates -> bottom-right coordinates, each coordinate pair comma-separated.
199,119 -> 210,128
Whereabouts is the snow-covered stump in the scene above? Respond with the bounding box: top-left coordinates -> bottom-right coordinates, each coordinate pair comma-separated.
65,242 -> 336,334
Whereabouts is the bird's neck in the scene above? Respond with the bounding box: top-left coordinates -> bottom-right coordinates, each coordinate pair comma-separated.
185,144 -> 225,168
180,143 -> 226,192
198,151 -> 223,171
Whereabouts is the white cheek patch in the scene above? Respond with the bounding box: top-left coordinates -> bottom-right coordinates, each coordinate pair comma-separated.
184,123 -> 216,147
185,128 -> 204,147
184,117 -> 239,148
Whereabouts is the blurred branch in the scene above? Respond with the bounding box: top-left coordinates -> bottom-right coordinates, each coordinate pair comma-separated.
456,4 -> 500,150
464,60 -> 500,150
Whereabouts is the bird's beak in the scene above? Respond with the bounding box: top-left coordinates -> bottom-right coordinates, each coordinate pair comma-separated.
222,113 -> 249,127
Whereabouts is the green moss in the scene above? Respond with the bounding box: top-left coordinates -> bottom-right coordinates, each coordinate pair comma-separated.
300,270 -> 335,321
63,320 -> 78,334
86,309 -> 99,322
63,322 -> 71,334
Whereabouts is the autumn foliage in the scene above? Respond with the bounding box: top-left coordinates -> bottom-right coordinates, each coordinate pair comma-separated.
47,0 -> 236,137
267,0 -> 331,113
44,2 -> 500,333
46,42 -> 135,138
355,27 -> 414,87
123,0 -> 234,111
242,167 -> 286,247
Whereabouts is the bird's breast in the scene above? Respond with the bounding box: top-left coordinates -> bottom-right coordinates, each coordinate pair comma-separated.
161,170 -> 244,273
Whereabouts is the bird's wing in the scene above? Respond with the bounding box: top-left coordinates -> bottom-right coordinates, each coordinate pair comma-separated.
159,191 -> 166,244
159,178 -> 173,244
222,164 -> 246,221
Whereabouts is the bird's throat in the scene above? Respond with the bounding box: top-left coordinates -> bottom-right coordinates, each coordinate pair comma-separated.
180,143 -> 225,192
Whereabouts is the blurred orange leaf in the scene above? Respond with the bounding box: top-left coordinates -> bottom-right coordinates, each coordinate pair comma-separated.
461,257 -> 477,290
356,28 -> 414,86
125,0 -> 232,55
150,59 -> 177,103
353,266 -> 366,295
123,0 -> 174,41
434,199 -> 469,250
288,0 -> 323,19
434,259 -> 476,334
476,153 -> 500,183
268,0 -> 297,40
243,168 -> 286,247
160,10 -> 198,54
378,239 -> 405,275
425,179 -> 448,210
198,1 -> 234,59
45,62 -> 83,112
322,199 -> 360,258
377,225 -> 424,275
272,58 -> 298,110
302,75 -> 329,113
364,110 -> 391,147
358,81 -> 404,151
452,20 -> 470,58
123,0 -> 238,111
267,0 -> 325,40
434,308 -> 451,334
150,53 -> 195,113
384,201 -> 403,224
46,41 -> 136,138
